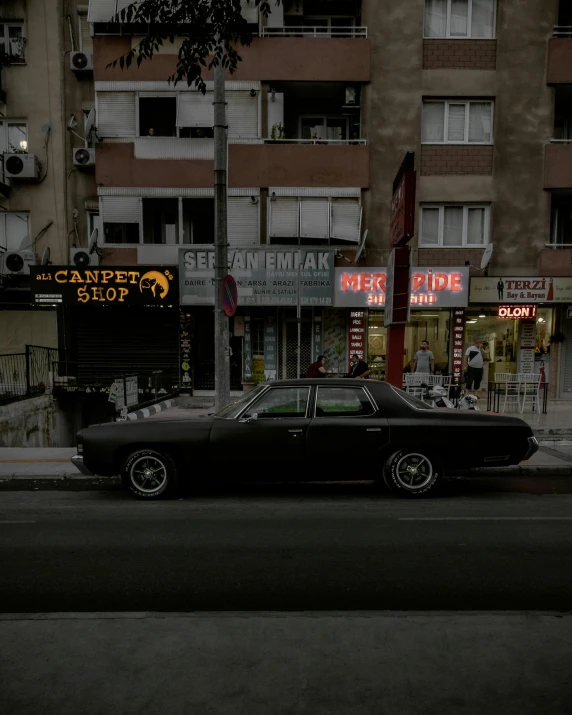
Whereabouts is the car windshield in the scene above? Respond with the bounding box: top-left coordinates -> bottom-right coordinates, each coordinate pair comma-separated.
215,385 -> 267,419
390,386 -> 434,410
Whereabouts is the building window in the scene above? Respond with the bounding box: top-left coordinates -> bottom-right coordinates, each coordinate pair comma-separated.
424,0 -> 496,39
0,212 -> 30,252
422,100 -> 493,144
143,198 -> 179,244
420,205 -> 490,247
139,96 -> 177,137
300,116 -> 349,141
103,224 -> 140,244
268,196 -> 361,245
0,120 -> 28,153
0,22 -> 25,62
182,198 -> 215,244
77,9 -> 93,54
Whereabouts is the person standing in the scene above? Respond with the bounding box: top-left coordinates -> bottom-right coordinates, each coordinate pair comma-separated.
464,339 -> 484,392
347,354 -> 370,379
413,341 -> 434,375
306,355 -> 328,378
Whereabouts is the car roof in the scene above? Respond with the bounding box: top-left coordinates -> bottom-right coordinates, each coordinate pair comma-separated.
265,378 -> 391,389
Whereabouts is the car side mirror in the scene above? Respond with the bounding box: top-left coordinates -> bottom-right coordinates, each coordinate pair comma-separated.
239,412 -> 258,424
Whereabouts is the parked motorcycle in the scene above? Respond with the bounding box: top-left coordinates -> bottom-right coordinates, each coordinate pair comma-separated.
420,384 -> 479,411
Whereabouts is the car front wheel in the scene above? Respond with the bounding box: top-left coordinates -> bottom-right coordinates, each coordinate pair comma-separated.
122,449 -> 178,499
383,449 -> 442,498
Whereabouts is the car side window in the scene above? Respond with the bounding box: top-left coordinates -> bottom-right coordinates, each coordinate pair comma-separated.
242,386 -> 310,419
315,387 -> 375,418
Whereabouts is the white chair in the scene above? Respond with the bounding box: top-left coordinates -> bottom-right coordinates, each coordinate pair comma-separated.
496,372 -> 521,413
520,373 -> 542,414
429,374 -> 452,397
405,373 -> 431,390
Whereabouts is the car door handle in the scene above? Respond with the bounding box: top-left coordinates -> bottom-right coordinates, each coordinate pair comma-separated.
366,428 -> 382,432
288,429 -> 303,433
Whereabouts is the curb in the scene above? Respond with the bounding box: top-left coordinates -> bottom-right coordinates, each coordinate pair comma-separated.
458,465 -> 572,477
125,399 -> 174,421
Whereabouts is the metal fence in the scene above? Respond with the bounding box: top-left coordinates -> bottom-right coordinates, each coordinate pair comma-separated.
0,345 -> 59,405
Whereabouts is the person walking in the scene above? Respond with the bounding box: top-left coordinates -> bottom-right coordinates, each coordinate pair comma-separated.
413,341 -> 434,375
306,355 -> 328,378
347,354 -> 370,379
464,339 -> 484,392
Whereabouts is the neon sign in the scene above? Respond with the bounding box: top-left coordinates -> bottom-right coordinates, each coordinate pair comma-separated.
498,305 -> 537,319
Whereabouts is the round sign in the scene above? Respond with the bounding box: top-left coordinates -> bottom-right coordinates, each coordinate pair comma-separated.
222,275 -> 238,317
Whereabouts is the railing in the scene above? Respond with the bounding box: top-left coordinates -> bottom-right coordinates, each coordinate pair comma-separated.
553,26 -> 572,37
52,362 -> 179,411
261,26 -> 367,38
264,138 -> 368,145
550,138 -> 572,143
0,346 -> 59,406
544,243 -> 572,248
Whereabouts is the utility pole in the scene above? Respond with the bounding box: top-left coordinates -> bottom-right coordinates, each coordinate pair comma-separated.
214,58 -> 231,411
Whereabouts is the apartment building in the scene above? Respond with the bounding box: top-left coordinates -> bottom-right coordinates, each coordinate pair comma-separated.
10,0 -> 572,406
0,0 -> 96,355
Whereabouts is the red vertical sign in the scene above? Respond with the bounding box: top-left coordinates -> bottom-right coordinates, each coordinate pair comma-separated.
348,310 -> 366,369
452,309 -> 466,384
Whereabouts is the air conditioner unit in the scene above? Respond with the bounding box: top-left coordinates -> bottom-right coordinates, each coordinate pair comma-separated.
70,52 -> 93,73
4,154 -> 40,180
1,250 -> 37,275
70,248 -> 99,267
73,147 -> 95,167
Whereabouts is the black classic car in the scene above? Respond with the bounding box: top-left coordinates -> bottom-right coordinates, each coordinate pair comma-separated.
73,379 -> 538,499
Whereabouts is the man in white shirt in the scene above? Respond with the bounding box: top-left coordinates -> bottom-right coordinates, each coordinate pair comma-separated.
464,339 -> 484,392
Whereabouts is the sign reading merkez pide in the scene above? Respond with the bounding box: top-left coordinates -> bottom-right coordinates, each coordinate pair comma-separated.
179,247 -> 334,307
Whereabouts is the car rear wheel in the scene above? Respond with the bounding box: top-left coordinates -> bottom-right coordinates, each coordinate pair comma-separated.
122,449 -> 178,499
383,449 -> 442,498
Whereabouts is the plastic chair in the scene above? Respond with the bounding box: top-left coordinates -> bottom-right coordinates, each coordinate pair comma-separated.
405,373 -> 431,391
497,372 -> 521,413
520,373 -> 542,414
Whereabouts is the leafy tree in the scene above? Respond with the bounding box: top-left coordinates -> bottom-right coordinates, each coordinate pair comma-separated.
108,0 -> 281,92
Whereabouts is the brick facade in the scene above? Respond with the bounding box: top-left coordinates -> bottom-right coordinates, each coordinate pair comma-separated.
423,39 -> 497,70
417,249 -> 484,273
420,145 -> 494,175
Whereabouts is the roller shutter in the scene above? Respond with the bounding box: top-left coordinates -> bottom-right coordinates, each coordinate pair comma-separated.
96,92 -> 136,137
269,197 -> 299,238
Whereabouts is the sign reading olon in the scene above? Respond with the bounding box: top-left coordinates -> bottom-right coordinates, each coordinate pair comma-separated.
30,267 -> 178,305
335,267 -> 469,309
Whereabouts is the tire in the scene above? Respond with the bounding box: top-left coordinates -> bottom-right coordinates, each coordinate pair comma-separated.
122,449 -> 178,500
383,449 -> 442,498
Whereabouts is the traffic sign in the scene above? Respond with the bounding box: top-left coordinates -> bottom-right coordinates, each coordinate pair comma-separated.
222,275 -> 238,317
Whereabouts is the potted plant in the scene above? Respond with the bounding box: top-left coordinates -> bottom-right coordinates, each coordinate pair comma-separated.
269,123 -> 286,143
333,342 -> 346,374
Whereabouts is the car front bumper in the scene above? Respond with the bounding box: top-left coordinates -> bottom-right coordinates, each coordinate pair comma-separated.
71,454 -> 93,476
523,436 -> 539,462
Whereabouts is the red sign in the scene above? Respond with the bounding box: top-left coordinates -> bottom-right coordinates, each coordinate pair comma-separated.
222,275 -> 238,317
384,247 -> 411,326
348,310 -> 366,369
452,309 -> 466,385
390,153 -> 416,247
498,305 -> 537,320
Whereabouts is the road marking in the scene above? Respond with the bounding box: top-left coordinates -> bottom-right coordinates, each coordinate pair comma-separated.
0,520 -> 37,524
0,459 -> 70,464
399,517 -> 572,521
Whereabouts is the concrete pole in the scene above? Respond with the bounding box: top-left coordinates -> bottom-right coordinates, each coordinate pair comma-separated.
214,59 -> 231,412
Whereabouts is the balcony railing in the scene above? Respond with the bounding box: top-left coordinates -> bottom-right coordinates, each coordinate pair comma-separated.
261,26 -> 367,38
554,26 -> 572,37
264,138 -> 368,145
551,138 -> 572,143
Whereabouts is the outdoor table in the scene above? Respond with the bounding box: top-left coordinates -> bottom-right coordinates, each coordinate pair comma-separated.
487,380 -> 548,414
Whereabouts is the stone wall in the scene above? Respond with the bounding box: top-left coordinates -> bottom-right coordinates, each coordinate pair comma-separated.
0,396 -> 74,448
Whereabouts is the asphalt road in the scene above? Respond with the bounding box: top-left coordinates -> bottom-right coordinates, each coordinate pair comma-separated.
2,482 -> 572,613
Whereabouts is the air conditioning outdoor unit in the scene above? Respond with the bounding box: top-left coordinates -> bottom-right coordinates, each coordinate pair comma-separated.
70,52 -> 93,73
4,154 -> 40,180
70,248 -> 99,267
73,147 -> 95,167
1,250 -> 37,275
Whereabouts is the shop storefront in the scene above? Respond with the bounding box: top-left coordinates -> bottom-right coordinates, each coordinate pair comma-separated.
334,266 -> 470,379
179,247 -> 335,391
469,276 -> 562,394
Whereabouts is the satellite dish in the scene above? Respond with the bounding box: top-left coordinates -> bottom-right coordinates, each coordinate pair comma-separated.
41,247 -> 51,265
88,228 -> 99,255
355,229 -> 368,263
84,108 -> 96,143
19,236 -> 31,251
480,244 -> 493,271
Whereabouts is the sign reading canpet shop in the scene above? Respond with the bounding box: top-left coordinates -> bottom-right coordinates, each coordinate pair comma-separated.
180,247 -> 334,307
31,266 -> 178,305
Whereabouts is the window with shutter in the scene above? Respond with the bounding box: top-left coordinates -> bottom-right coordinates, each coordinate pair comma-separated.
78,9 -> 93,53
300,198 -> 329,239
101,196 -> 141,223
176,93 -> 214,128
228,197 -> 260,246
97,92 -> 136,137
330,199 -> 361,242
420,204 -> 490,247
226,91 -> 259,139
88,0 -> 117,23
269,198 -> 299,238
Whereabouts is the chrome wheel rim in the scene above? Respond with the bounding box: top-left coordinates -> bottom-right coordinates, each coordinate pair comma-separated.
395,453 -> 434,491
130,455 -> 167,494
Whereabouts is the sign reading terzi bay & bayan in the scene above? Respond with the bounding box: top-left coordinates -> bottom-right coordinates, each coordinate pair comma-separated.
180,248 -> 334,307
335,267 -> 469,309
471,276 -> 571,303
